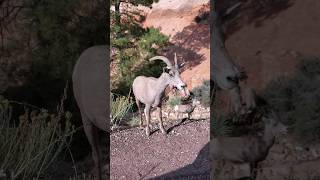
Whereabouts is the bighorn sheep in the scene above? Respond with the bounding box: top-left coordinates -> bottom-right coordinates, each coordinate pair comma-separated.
210,111 -> 287,179
211,6 -> 246,114
132,53 -> 190,136
72,45 -> 108,180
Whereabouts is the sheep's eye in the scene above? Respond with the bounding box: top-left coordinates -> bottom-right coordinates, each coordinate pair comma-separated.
169,72 -> 174,77
164,68 -> 170,73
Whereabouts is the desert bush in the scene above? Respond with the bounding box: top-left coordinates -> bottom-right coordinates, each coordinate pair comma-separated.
192,80 -> 210,107
0,96 -> 75,179
263,57 -> 320,142
167,95 -> 182,108
110,93 -> 133,128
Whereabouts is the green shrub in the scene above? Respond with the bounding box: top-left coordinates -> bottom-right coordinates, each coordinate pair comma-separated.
110,93 -> 133,127
167,96 -> 182,108
192,80 -> 210,107
113,37 -> 131,49
0,96 -> 75,179
138,28 -> 169,54
263,57 -> 320,142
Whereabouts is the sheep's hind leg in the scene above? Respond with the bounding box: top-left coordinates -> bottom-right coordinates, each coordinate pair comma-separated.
157,107 -> 166,134
82,118 -> 102,180
136,99 -> 143,128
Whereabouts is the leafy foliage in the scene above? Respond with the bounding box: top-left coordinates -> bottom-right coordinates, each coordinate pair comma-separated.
263,57 -> 320,142
110,1 -> 169,96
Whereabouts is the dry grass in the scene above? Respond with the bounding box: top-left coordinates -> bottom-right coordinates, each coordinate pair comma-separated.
110,92 -> 134,128
0,86 -> 76,179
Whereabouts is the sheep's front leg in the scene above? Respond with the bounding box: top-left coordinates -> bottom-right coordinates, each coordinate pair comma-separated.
144,105 -> 151,136
83,119 -> 102,180
157,107 -> 166,134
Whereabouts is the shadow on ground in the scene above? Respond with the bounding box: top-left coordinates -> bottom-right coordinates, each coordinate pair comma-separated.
151,142 -> 210,180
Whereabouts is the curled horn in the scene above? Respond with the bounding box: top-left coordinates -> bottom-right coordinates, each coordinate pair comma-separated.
149,56 -> 173,69
174,53 -> 178,69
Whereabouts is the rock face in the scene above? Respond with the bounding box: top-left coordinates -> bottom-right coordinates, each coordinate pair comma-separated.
215,0 -> 320,114
152,103 -> 210,121
225,0 -> 320,92
149,0 -> 209,11
143,0 -> 210,90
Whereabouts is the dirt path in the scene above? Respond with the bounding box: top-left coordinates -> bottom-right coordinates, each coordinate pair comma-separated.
110,119 -> 210,180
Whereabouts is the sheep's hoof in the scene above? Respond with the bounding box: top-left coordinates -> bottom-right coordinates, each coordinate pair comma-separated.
145,128 -> 150,137
160,127 -> 166,134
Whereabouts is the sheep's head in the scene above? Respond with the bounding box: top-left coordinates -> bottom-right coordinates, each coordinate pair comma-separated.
149,53 -> 190,98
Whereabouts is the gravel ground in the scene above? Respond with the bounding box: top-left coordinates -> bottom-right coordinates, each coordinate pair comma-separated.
110,119 -> 210,180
